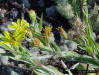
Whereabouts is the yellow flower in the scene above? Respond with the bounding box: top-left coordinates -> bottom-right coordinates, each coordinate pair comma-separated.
57,26 -> 68,39
44,26 -> 52,38
33,38 -> 41,46
0,31 -> 21,47
10,19 -> 29,38
10,19 -> 29,33
0,19 -> 29,47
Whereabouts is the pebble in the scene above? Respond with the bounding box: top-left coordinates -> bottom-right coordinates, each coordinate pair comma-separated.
46,6 -> 56,17
11,70 -> 18,75
0,49 -> 9,65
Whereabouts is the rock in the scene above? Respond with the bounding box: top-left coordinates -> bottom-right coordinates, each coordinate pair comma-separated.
38,0 -> 45,7
18,64 -> 24,68
22,0 -> 30,8
11,71 -> 18,75
0,8 -> 6,18
9,8 -> 19,21
0,49 -> 9,65
56,0 -> 74,23
46,6 -> 56,17
0,21 -> 11,32
0,65 -> 32,75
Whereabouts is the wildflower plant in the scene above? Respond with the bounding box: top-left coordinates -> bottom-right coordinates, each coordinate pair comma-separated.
66,0 -> 99,69
0,1 -> 99,74
0,10 -> 71,75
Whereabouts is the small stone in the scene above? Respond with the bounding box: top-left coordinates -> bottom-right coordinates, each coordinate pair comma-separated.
38,0 -> 45,7
0,21 -> 11,32
11,71 -> 18,75
46,6 -> 56,17
22,0 -> 30,8
0,8 -> 6,18
18,64 -> 24,68
0,49 -> 9,65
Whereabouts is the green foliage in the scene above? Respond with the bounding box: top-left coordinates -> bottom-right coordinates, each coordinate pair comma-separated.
39,13 -> 43,31
65,55 -> 99,68
29,10 -> 36,23
0,10 -> 68,75
68,0 -> 99,59
0,2 -> 99,75
69,0 -> 79,16
79,0 -> 99,57
34,65 -> 64,75
90,4 -> 99,33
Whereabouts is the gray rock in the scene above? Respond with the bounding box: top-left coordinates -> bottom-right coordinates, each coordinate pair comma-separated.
9,8 -> 19,21
22,0 -> 30,8
0,8 -> 6,18
46,6 -> 57,17
18,64 -> 24,68
0,65 -> 31,75
0,21 -> 11,32
0,49 -> 9,65
38,0 -> 45,7
56,0 -> 74,23
11,70 -> 18,75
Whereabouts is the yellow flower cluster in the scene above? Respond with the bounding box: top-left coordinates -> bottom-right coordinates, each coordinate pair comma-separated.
0,19 -> 29,47
44,26 -> 52,38
57,26 -> 68,39
33,38 -> 40,46
10,19 -> 29,33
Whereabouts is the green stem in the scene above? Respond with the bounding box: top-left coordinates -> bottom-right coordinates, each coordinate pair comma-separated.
51,42 -> 62,56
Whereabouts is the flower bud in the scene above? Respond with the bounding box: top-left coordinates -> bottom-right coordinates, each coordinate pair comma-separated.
57,26 -> 68,39
29,10 -> 36,22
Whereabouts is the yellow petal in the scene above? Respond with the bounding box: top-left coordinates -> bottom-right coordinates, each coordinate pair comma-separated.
21,19 -> 25,26
12,22 -> 17,26
17,19 -> 21,26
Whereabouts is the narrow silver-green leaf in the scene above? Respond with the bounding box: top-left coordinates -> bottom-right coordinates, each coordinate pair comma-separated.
39,13 -> 43,31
